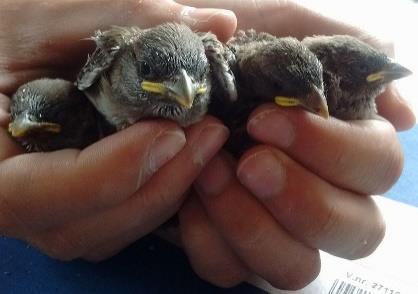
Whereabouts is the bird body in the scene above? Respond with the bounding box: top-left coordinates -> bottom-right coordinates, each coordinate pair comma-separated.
76,23 -> 212,130
207,29 -> 327,154
9,79 -> 106,152
9,25 -> 412,154
303,35 -> 412,120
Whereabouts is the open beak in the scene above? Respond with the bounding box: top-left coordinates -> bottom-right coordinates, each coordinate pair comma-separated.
8,113 -> 61,138
275,86 -> 329,119
367,62 -> 412,83
141,69 -> 207,109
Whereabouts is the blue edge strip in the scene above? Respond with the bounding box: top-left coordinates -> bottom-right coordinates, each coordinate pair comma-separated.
1,125 -> 417,294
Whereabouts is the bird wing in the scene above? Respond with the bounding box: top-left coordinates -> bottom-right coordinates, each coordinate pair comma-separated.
199,32 -> 238,102
76,26 -> 144,91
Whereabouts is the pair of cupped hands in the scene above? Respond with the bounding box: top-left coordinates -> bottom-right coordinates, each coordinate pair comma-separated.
0,0 -> 415,290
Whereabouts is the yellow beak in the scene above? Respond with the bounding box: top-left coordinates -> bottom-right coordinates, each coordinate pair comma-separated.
275,87 -> 329,119
141,69 -> 207,109
8,114 -> 61,138
367,62 -> 412,83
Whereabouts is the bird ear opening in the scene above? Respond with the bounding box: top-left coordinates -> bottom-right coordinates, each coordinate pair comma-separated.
76,26 -> 145,91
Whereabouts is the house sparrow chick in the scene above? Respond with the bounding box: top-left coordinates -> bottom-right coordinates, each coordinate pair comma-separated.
76,23 -> 212,130
8,78 -> 106,152
303,35 -> 412,120
208,29 -> 327,155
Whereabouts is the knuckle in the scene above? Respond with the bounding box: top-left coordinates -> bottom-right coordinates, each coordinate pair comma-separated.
229,216 -> 270,252
306,201 -> 340,244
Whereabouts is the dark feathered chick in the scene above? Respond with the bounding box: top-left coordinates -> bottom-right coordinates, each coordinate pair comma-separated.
9,78 -> 105,152
228,30 -> 328,117
207,30 -> 327,155
303,35 -> 412,120
76,23 -> 211,130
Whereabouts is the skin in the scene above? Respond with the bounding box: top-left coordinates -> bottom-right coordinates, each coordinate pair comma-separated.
0,0 -> 233,261
176,0 -> 416,290
0,0 -> 415,291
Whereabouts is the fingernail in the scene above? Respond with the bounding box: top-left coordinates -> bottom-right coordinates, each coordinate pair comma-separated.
148,130 -> 186,173
237,150 -> 285,200
191,124 -> 229,167
180,6 -> 235,27
194,154 -> 233,197
247,109 -> 295,148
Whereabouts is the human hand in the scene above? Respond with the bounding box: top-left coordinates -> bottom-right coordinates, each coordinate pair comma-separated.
176,0 -> 413,289
1,95 -> 228,261
177,0 -> 415,130
0,0 -> 236,260
0,0 -> 237,94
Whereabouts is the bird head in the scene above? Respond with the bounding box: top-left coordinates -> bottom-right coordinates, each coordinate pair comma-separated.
8,79 -> 100,152
247,38 -> 329,118
8,82 -> 62,140
110,23 -> 211,126
305,35 -> 412,98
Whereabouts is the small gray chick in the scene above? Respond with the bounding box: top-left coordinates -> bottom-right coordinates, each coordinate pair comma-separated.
9,79 -> 106,152
303,35 -> 412,120
76,23 -> 213,130
207,29 -> 328,155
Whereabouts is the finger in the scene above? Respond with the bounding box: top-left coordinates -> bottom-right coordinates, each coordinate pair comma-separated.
31,117 -> 229,261
237,146 -> 386,259
131,0 -> 237,41
0,129 -> 23,161
3,0 -> 236,62
0,0 -> 237,94
0,121 -> 186,235
179,192 -> 250,288
176,0 -> 387,47
194,152 -> 320,290
247,104 -> 403,195
376,84 -> 416,131
0,94 -> 24,160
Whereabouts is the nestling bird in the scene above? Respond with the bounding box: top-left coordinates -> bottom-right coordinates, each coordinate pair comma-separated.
76,23 -> 215,130
207,29 -> 328,154
8,78 -> 106,152
303,35 -> 412,120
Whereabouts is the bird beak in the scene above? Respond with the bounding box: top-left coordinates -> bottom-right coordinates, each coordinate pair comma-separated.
8,113 -> 61,138
275,86 -> 329,119
141,69 -> 207,109
367,62 -> 412,83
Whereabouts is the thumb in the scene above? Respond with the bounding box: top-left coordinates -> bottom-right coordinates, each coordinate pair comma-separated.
0,0 -> 237,93
130,0 -> 237,41
23,0 -> 237,42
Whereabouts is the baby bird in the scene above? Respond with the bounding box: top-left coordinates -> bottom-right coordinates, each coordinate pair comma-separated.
76,23 -> 212,130
303,35 -> 412,120
9,79 -> 105,152
229,30 -> 328,116
208,29 -> 327,154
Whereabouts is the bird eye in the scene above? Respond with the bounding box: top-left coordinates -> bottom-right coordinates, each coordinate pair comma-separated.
358,63 -> 369,73
140,61 -> 152,77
